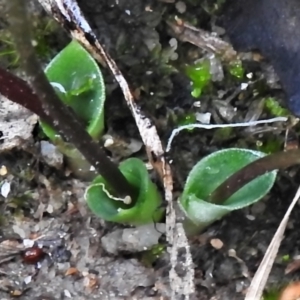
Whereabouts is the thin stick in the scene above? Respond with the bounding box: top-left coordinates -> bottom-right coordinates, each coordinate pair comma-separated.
210,149 -> 300,204
245,185 -> 300,300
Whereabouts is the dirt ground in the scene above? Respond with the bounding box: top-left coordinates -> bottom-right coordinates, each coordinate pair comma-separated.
0,1 -> 300,299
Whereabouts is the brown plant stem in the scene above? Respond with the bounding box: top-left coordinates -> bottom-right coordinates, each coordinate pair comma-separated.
0,67 -> 51,123
210,149 -> 300,204
6,0 -> 136,199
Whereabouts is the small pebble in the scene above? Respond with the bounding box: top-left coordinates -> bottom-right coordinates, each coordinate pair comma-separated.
64,290 -> 72,298
195,112 -> 211,124
169,38 -> 178,49
40,141 -> 63,169
241,82 -> 249,90
175,1 -> 186,13
210,238 -> 224,250
0,165 -> 7,176
1,181 -> 11,198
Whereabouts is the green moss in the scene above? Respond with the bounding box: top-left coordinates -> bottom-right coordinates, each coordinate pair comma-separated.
262,290 -> 279,300
212,127 -> 234,142
281,254 -> 290,262
178,113 -> 197,127
141,244 -> 166,267
265,97 -> 289,117
0,18 -> 59,67
262,285 -> 285,300
32,19 -> 59,60
256,137 -> 282,154
0,32 -> 19,66
185,60 -> 211,98
8,193 -> 33,210
228,60 -> 244,79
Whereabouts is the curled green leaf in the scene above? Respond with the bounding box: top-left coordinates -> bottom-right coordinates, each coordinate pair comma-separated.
41,40 -> 105,141
39,40 -> 105,178
180,148 -> 277,232
85,158 -> 164,225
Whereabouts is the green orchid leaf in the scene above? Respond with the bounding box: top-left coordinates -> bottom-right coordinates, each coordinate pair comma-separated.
41,40 -> 105,141
85,158 -> 164,225
211,149 -> 300,203
180,148 -> 277,230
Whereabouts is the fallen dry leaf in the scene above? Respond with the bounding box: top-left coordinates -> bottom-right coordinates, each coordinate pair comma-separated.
279,281 -> 300,300
65,267 -> 78,276
285,259 -> 300,275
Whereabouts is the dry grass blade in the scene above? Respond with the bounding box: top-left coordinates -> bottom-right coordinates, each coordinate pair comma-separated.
245,185 -> 300,300
167,17 -> 239,63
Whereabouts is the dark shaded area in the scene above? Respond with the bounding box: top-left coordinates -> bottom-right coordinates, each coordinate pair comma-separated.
220,0 -> 300,116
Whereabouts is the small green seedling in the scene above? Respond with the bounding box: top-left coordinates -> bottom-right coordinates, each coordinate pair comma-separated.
178,113 -> 197,128
180,148 -> 277,232
281,254 -> 290,262
264,97 -> 289,117
228,60 -> 244,79
85,158 -> 163,225
39,40 -> 105,177
185,59 -> 211,98
180,148 -> 300,233
141,244 -> 166,267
